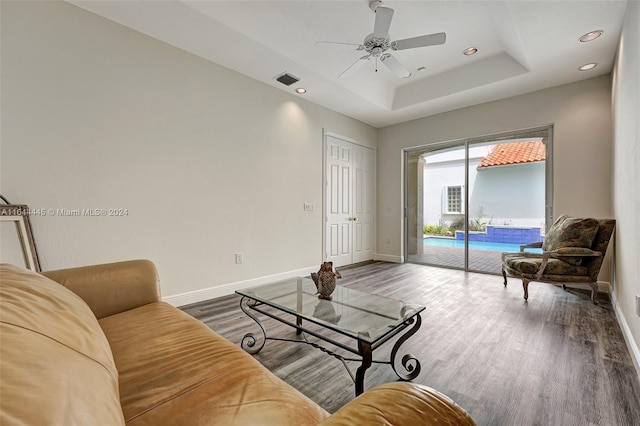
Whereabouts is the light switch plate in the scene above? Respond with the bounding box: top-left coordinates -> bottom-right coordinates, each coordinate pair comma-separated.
636,294 -> 640,316
304,203 -> 314,211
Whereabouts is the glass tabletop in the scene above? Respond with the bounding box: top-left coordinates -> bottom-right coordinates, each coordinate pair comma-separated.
236,277 -> 424,344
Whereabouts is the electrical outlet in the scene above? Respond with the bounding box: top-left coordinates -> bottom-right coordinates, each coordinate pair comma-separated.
235,252 -> 244,264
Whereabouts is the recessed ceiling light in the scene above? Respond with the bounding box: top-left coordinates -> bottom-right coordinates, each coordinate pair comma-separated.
463,47 -> 478,56
579,63 -> 598,71
579,30 -> 603,42
295,88 -> 307,94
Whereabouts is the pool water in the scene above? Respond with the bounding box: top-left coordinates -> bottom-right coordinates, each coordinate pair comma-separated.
424,237 -> 542,253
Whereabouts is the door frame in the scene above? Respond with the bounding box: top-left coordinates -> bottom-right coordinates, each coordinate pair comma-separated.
402,124 -> 554,272
322,129 -> 376,265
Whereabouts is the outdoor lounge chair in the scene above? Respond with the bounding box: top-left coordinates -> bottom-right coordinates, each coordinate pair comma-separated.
501,215 -> 615,304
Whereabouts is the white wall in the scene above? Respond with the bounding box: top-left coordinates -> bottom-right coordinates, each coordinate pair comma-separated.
424,154 -> 545,229
0,1 -> 376,302
423,158 -> 478,226
612,0 -> 640,372
423,158 -> 463,227
378,75 -> 613,267
422,146 -> 485,227
422,148 -> 545,228
470,162 -> 546,228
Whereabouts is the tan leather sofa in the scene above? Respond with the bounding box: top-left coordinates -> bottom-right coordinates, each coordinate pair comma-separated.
1,260 -> 475,425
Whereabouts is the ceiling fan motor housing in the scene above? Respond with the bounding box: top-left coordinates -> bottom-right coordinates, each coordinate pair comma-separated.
369,0 -> 385,12
363,34 -> 391,55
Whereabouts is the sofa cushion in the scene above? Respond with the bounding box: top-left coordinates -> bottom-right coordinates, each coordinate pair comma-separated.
542,215 -> 599,252
319,382 -> 476,426
99,301 -> 330,425
0,264 -> 124,425
501,254 -> 588,276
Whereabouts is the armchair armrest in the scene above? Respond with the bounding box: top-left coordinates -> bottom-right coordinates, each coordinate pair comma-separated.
42,259 -> 160,319
535,248 -> 602,279
320,382 -> 475,426
550,247 -> 601,257
520,241 -> 543,252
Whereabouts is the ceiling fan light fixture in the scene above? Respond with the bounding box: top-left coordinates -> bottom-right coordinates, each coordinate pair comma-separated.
295,88 -> 307,94
579,63 -> 598,71
463,47 -> 478,56
579,30 -> 603,42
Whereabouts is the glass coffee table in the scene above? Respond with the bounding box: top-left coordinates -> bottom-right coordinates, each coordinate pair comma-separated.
235,277 -> 425,396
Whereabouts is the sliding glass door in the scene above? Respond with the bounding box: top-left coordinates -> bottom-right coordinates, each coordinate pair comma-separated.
406,145 -> 466,269
405,126 -> 553,274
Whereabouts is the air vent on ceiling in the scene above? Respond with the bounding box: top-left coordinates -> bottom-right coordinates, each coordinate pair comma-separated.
275,72 -> 300,86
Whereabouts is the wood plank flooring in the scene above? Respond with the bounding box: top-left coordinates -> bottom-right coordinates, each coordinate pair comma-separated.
181,262 -> 640,425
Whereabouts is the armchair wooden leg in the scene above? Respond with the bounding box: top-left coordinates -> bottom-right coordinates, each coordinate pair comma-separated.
522,279 -> 529,301
502,269 -> 508,287
588,282 -> 599,305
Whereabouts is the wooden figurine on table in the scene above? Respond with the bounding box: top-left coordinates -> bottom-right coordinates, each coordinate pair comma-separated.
310,262 -> 342,300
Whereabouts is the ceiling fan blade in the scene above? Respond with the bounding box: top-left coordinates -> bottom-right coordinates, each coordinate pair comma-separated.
315,41 -> 365,51
338,55 -> 370,79
372,6 -> 394,38
392,32 -> 446,50
380,54 -> 411,78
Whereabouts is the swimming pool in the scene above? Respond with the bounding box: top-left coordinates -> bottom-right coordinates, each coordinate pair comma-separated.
424,237 -> 542,253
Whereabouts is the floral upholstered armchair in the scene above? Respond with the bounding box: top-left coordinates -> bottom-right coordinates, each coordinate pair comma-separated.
501,215 -> 615,304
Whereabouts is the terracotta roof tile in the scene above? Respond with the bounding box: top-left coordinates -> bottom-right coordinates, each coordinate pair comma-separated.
477,140 -> 546,169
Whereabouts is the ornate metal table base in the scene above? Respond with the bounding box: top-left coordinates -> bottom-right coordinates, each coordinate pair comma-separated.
239,296 -> 422,396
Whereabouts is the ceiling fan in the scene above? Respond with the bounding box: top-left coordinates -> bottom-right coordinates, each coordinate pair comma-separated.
316,0 -> 446,79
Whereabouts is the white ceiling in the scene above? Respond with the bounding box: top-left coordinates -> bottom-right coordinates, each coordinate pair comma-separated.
69,0 -> 629,128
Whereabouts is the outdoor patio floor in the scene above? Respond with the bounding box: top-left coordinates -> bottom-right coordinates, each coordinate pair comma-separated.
407,245 -> 508,274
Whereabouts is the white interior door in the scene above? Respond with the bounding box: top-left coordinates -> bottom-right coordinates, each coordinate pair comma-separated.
352,145 -> 374,263
325,133 -> 374,267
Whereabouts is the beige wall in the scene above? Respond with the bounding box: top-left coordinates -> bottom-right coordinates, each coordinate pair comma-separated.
612,0 -> 640,371
377,75 -> 613,266
0,1 -> 376,301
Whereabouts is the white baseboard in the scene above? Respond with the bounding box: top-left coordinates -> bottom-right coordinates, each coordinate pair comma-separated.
163,265 -> 318,307
166,256 -> 404,307
560,281 -> 611,293
508,281 -> 612,299
374,253 -> 403,263
610,290 -> 640,380
598,280 -> 612,294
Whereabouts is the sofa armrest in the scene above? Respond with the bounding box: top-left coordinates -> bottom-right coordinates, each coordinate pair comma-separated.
535,248 -> 603,279
520,241 -> 543,252
320,382 -> 476,426
42,259 -> 160,319
550,247 -> 601,257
